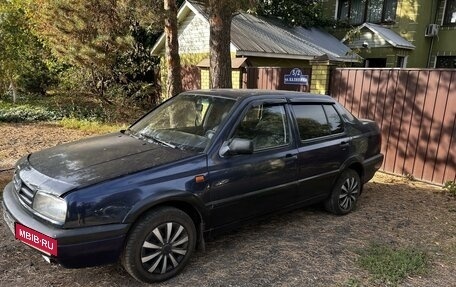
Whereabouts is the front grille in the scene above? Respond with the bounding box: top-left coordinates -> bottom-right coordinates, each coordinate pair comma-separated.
13,172 -> 36,207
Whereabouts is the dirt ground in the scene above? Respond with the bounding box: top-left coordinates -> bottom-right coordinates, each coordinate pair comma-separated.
0,123 -> 455,287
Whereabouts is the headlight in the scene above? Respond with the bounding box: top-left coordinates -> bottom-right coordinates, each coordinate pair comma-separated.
33,191 -> 67,224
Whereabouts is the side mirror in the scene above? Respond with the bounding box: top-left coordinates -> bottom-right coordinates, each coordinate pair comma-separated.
220,138 -> 254,157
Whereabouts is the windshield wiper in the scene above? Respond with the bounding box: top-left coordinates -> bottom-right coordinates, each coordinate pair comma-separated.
139,133 -> 176,149
124,129 -> 141,139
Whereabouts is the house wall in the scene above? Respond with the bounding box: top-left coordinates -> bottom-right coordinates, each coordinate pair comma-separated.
395,0 -> 433,67
178,10 -> 210,54
199,69 -> 242,89
349,30 -> 392,49
177,9 -> 237,54
322,0 -> 442,68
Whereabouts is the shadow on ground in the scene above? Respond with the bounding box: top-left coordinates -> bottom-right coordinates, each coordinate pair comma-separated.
1,174 -> 455,287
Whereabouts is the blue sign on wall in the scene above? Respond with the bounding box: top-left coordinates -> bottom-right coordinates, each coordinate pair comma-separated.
284,68 -> 308,85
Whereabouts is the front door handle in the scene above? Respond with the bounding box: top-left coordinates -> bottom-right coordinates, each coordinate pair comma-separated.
340,141 -> 350,148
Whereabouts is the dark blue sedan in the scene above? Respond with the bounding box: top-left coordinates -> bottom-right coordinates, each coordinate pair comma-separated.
3,90 -> 383,282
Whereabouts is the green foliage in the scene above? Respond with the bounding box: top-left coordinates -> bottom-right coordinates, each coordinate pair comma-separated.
30,0 -> 163,108
256,0 -> 335,27
443,181 -> 456,197
0,0 -> 60,98
0,101 -> 58,122
357,244 -> 428,286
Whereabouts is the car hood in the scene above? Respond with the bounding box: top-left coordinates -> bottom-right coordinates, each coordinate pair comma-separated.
22,132 -> 197,195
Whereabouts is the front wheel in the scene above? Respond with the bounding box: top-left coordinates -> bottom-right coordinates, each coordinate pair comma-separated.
324,169 -> 361,215
122,207 -> 196,283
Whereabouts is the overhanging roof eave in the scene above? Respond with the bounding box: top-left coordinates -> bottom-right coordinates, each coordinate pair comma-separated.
236,51 -> 315,60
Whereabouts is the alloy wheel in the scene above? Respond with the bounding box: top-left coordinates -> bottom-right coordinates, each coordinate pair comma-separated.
338,177 -> 359,211
141,222 -> 189,274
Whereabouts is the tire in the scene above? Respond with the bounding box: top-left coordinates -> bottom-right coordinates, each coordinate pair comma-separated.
122,207 -> 196,283
324,169 -> 361,215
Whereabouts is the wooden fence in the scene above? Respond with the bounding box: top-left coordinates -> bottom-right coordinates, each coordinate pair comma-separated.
242,67 -> 311,92
330,68 -> 456,185
181,65 -> 201,91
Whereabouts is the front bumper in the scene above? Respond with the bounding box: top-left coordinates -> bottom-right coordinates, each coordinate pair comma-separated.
2,182 -> 130,268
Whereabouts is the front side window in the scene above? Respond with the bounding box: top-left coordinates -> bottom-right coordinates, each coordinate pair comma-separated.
292,104 -> 343,141
444,0 -> 456,25
232,104 -> 289,151
337,0 -> 397,24
130,94 -> 236,152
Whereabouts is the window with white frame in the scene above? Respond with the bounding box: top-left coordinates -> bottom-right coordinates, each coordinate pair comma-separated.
337,0 -> 398,25
444,0 -> 456,25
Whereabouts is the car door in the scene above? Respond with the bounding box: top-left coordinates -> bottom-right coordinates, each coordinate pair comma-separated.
206,100 -> 299,228
290,103 -> 350,202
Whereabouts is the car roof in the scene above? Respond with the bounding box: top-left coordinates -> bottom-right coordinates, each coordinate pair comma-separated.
181,89 -> 335,102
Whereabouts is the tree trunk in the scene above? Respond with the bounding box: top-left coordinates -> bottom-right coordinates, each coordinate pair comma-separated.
164,0 -> 182,98
9,80 -> 17,104
208,2 -> 233,89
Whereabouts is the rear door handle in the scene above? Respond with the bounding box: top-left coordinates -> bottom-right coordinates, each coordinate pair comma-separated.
340,141 -> 350,148
285,153 -> 298,160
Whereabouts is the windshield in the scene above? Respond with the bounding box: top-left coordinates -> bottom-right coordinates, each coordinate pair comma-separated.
129,94 -> 236,152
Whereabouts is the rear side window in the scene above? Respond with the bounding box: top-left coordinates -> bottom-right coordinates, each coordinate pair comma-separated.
292,104 -> 343,141
323,105 -> 344,134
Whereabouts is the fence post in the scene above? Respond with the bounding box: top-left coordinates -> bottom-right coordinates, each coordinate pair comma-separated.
309,56 -> 336,95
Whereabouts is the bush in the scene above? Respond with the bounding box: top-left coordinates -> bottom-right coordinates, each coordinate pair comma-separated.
0,102 -> 59,122
443,181 -> 456,197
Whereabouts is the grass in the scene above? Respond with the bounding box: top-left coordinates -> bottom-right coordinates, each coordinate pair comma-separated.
344,278 -> 362,287
58,117 -> 127,133
357,243 -> 428,286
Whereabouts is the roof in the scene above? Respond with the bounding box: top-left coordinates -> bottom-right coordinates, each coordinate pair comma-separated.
152,1 -> 358,63
230,13 -> 357,62
343,23 -> 415,50
181,89 -> 334,101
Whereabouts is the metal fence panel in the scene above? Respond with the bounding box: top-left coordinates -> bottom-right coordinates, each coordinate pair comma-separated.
331,68 -> 456,185
242,67 -> 311,92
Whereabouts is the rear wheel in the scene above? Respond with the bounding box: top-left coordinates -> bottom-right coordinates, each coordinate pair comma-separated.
122,207 -> 196,283
324,169 -> 361,215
